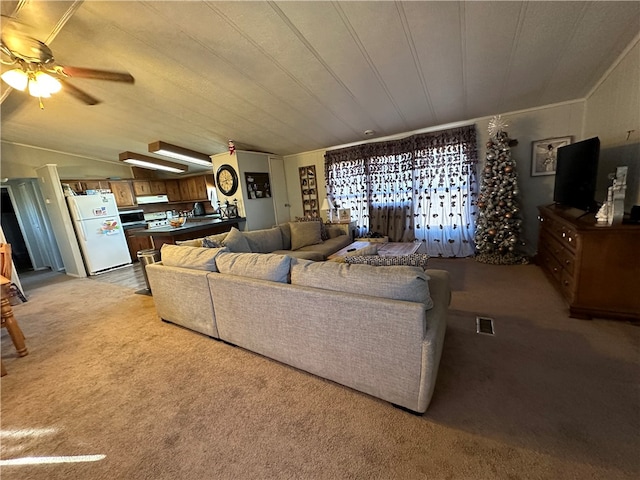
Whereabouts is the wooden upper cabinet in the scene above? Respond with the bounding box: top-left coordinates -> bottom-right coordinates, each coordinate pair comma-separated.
109,181 -> 136,207
83,180 -> 110,191
149,181 -> 166,195
132,181 -> 151,196
178,175 -> 212,201
63,180 -> 109,194
165,180 -> 182,202
179,178 -> 192,200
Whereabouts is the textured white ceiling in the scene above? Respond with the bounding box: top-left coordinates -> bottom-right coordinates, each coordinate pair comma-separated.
1,1 -> 638,173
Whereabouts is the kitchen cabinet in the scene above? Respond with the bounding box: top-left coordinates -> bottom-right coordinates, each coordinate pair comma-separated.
133,180 -> 166,196
132,181 -> 152,196
165,180 -> 182,202
149,181 -> 166,195
82,180 -> 110,191
109,181 -> 136,207
124,227 -> 153,262
62,180 -> 110,194
176,175 -> 213,201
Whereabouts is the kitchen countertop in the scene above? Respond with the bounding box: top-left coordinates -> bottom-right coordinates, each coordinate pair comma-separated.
131,217 -> 245,237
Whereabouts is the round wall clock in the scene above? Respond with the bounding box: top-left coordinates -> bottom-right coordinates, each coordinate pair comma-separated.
216,164 -> 239,196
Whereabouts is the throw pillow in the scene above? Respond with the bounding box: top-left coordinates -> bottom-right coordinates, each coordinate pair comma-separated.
295,216 -> 329,240
160,244 -> 228,271
221,227 -> 252,253
202,232 -> 229,248
345,253 -> 430,268
243,227 -> 284,253
289,221 -> 323,250
215,252 -> 291,283
276,223 -> 292,250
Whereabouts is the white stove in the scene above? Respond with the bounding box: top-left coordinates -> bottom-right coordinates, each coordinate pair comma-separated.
144,211 -> 170,229
147,219 -> 169,229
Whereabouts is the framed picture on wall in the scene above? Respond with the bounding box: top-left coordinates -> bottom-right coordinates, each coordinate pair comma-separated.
531,136 -> 572,176
245,172 -> 271,199
299,165 -> 319,217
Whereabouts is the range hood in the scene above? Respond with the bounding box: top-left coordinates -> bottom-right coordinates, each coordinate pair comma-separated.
136,195 -> 169,204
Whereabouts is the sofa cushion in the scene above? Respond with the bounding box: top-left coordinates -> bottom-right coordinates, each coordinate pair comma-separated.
289,221 -> 323,250
243,227 -> 284,253
345,253 -> 430,268
216,252 -> 291,283
272,249 -> 324,261
297,234 -> 352,260
160,244 -> 228,271
176,238 -> 204,247
325,225 -> 346,239
221,227 -> 252,253
291,259 -> 433,309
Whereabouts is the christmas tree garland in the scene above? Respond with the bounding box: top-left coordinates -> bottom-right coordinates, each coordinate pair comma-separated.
474,116 -> 529,265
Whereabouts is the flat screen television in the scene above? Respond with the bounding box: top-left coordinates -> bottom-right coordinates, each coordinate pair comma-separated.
553,137 -> 600,212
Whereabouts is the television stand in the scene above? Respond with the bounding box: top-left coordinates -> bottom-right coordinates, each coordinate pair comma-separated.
537,205 -> 640,321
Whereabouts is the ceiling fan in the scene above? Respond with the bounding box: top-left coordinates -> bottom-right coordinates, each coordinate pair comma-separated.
0,22 -> 134,108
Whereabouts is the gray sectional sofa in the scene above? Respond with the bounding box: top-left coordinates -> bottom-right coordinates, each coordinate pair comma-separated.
176,222 -> 352,261
146,224 -> 450,414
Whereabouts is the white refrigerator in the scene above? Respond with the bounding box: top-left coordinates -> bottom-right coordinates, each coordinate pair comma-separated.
67,194 -> 132,275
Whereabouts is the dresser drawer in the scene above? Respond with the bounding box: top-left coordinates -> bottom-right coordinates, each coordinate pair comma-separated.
539,245 -> 563,284
558,225 -> 578,250
559,268 -> 576,302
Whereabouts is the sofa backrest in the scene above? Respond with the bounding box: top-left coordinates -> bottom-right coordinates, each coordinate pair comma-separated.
290,258 -> 433,309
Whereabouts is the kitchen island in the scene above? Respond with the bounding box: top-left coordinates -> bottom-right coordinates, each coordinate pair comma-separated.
131,216 -> 245,249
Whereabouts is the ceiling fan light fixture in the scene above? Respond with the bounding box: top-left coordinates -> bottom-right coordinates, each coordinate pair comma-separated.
119,152 -> 187,174
34,72 -> 62,94
1,69 -> 29,91
148,141 -> 212,167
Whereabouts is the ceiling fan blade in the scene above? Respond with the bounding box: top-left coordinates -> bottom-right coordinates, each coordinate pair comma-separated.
60,80 -> 101,106
59,66 -> 134,83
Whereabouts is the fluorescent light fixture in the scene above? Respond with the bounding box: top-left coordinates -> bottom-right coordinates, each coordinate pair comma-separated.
119,152 -> 187,174
0,454 -> 106,465
148,141 -> 212,167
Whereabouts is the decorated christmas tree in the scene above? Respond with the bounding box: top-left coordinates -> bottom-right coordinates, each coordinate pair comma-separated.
474,116 -> 529,264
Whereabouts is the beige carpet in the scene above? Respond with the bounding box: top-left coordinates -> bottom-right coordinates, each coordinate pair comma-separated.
1,259 -> 638,479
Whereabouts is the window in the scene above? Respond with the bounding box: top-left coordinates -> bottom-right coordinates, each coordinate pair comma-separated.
325,125 -> 478,257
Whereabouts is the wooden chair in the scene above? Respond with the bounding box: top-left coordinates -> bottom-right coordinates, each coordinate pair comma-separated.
0,243 -> 28,357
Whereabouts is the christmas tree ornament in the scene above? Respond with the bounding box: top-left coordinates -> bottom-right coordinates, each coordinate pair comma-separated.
488,115 -> 509,139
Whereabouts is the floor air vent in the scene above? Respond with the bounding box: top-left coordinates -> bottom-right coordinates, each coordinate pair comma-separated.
476,316 -> 495,335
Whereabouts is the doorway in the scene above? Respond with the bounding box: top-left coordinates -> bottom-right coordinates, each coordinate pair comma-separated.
1,188 -> 33,272
0,181 -> 64,281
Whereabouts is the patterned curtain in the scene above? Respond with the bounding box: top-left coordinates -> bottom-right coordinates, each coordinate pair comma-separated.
325,125 -> 478,257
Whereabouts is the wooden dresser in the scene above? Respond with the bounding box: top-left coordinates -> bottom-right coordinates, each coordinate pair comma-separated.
537,205 -> 640,321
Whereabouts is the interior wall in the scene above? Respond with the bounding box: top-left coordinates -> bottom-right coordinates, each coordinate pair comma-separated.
1,142 -> 134,180
583,37 -> 640,210
282,149 -> 327,221
34,165 -> 86,277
